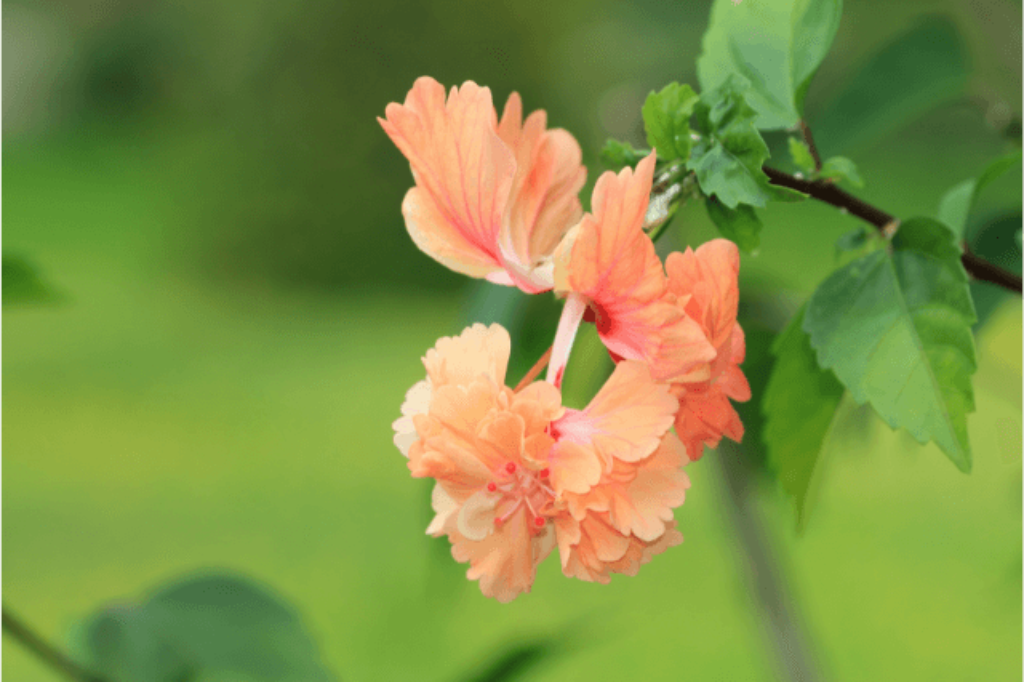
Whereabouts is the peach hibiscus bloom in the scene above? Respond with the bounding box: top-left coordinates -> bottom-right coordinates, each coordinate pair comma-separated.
379,77 -> 587,294
396,323 -> 690,601
547,152 -> 714,387
664,239 -> 751,460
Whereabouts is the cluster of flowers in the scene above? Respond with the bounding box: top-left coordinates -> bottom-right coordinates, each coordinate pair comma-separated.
381,77 -> 750,602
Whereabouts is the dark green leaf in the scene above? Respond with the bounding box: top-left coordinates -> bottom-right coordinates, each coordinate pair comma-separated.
688,77 -> 788,209
938,150 -> 1022,239
457,640 -> 561,682
705,198 -> 763,252
599,139 -> 650,169
803,218 -> 977,471
763,306 -> 845,528
813,16 -> 969,152
819,156 -> 863,187
75,573 -> 337,682
641,82 -> 699,161
697,0 -> 843,130
967,211 -> 1023,329
3,254 -> 62,306
788,137 -> 816,173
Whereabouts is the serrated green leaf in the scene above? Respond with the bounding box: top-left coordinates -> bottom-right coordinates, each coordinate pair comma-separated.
814,16 -> 968,152
788,137 -> 816,172
705,198 -> 763,252
764,306 -> 845,528
938,150 -> 1022,239
697,0 -> 843,130
803,218 -> 977,471
641,82 -> 699,162
819,156 -> 863,187
74,573 -> 337,682
688,78 -> 780,209
599,139 -> 650,169
3,254 -> 62,306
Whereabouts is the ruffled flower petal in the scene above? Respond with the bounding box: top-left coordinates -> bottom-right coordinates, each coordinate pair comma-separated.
553,153 -> 715,380
381,78 -> 586,293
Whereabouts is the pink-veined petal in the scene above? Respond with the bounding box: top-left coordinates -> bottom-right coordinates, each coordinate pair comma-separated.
380,77 -> 515,279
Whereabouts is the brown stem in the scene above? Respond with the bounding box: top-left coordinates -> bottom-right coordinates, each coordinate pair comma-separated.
2,607 -> 107,682
763,166 -> 1023,295
514,346 -> 552,392
798,120 -> 823,172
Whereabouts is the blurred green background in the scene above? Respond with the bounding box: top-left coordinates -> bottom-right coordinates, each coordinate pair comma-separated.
4,0 -> 1021,680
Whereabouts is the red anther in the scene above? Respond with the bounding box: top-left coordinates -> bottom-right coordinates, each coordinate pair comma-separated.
534,516 -> 546,528
494,517 -> 504,527
486,482 -> 497,492
539,468 -> 551,478
505,462 -> 517,474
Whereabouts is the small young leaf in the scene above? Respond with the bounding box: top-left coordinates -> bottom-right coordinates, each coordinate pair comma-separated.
688,77 -> 782,209
600,139 -> 650,169
814,16 -> 969,152
641,82 -> 700,162
788,137 -> 816,173
819,156 -> 863,187
804,218 -> 977,472
937,150 -> 1022,239
833,227 -> 872,257
697,0 -> 844,130
763,306 -> 845,528
705,198 -> 763,253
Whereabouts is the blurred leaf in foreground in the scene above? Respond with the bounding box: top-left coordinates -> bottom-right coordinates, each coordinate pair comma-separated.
804,218 -> 977,472
3,254 -> 62,306
457,639 -> 561,682
73,573 -> 337,682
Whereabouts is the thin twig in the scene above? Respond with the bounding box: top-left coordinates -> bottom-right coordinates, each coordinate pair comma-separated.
514,346 -> 552,392
798,120 -> 823,173
2,606 -> 107,682
763,166 -> 1022,295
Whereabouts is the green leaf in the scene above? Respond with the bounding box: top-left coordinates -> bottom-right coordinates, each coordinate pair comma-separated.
600,139 -> 650,169
834,227 -> 872,256
763,306 -> 845,528
967,211 -> 1023,329
937,150 -> 1022,239
457,640 -> 562,682
3,254 -> 62,306
813,16 -> 969,152
75,573 -> 337,682
705,198 -> 763,252
788,137 -> 816,173
803,218 -> 977,471
819,156 -> 863,187
697,0 -> 843,130
641,82 -> 700,162
688,77 -> 796,208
